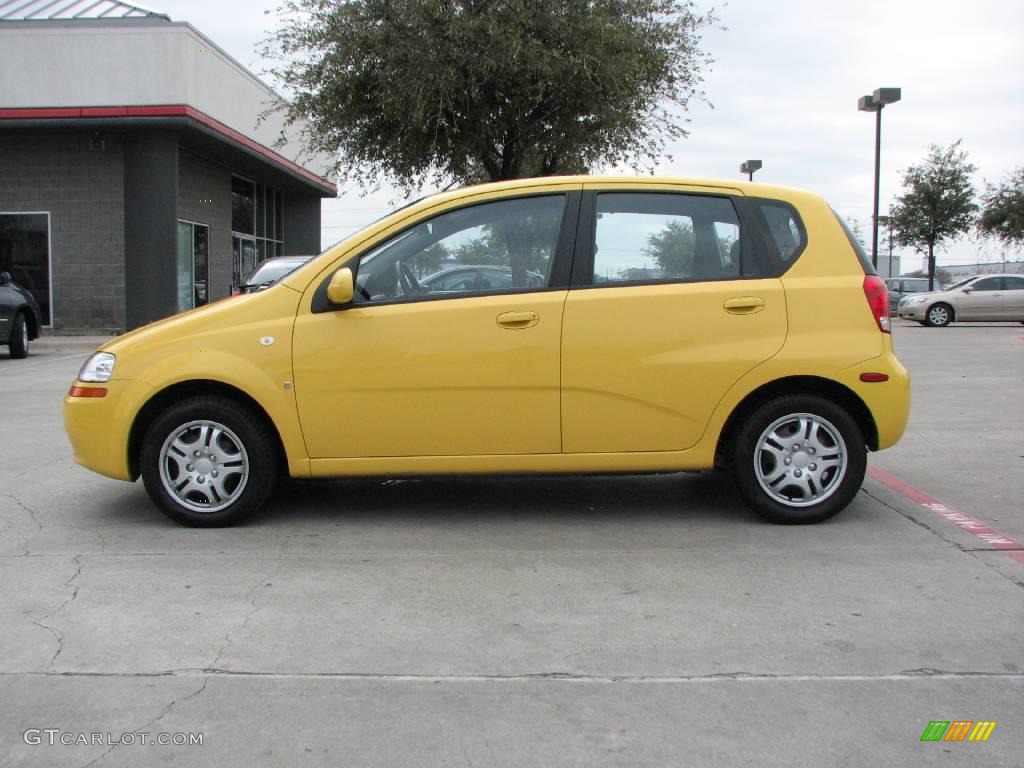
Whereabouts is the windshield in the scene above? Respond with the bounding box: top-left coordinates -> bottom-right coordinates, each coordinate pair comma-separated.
245,259 -> 310,286
945,277 -> 975,291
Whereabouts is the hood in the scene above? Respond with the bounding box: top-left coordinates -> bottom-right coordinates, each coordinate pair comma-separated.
100,285 -> 298,356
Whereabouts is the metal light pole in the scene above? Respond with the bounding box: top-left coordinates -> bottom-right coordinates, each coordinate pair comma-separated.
740,160 -> 762,182
858,87 -> 901,269
877,213 -> 896,277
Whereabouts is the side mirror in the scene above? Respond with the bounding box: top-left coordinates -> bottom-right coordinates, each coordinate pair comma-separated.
327,267 -> 354,306
961,286 -> 973,293
0,272 -> 10,286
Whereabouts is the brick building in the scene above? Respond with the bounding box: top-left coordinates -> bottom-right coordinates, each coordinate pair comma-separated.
0,1 -> 335,332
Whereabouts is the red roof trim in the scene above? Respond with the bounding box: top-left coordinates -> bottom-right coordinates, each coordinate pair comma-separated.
0,105 -> 336,194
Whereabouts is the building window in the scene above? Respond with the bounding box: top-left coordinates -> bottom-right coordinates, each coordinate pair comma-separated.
231,178 -> 255,235
176,221 -> 210,312
0,212 -> 51,325
231,176 -> 283,288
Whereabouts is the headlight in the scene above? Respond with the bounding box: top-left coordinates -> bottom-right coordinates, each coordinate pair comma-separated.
78,352 -> 116,383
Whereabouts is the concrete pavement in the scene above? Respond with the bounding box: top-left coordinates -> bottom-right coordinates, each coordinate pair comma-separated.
0,324 -> 1021,766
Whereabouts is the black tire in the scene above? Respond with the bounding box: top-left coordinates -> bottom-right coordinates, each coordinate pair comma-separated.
731,395 -> 867,524
140,396 -> 278,526
924,303 -> 952,327
8,312 -> 29,358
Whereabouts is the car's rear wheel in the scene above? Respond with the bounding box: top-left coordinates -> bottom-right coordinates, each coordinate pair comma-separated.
8,312 -> 29,358
140,396 -> 277,526
925,303 -> 952,327
732,395 -> 866,524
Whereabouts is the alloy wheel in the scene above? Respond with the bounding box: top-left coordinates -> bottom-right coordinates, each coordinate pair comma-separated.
753,413 -> 848,508
158,420 -> 249,513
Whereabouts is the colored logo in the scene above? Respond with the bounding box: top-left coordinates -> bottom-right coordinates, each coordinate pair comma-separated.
920,721 -> 996,742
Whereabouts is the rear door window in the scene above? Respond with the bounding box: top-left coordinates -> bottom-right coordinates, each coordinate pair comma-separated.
591,193 -> 744,284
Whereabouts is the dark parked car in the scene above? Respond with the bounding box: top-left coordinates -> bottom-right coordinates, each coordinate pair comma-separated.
0,271 -> 41,358
234,255 -> 314,294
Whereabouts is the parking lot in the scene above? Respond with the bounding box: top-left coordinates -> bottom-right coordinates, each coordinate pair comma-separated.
1,321 -> 1022,766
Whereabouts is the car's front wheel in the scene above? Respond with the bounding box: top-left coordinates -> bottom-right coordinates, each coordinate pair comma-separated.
140,396 -> 277,526
925,303 -> 952,327
732,395 -> 866,524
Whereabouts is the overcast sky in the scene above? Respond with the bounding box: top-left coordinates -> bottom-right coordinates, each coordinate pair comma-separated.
157,0 -> 1023,270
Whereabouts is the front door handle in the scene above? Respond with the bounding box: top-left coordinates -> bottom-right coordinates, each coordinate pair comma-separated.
496,311 -> 539,329
723,296 -> 765,314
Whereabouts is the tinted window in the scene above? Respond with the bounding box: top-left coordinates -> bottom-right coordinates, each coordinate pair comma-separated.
592,193 -> 742,284
354,195 -> 565,303
758,201 -> 807,266
231,177 -> 255,235
903,279 -> 930,292
1003,276 -> 1024,290
972,277 -> 1001,291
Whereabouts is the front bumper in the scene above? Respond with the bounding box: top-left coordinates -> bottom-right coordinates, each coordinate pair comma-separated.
897,302 -> 927,321
64,379 -> 153,481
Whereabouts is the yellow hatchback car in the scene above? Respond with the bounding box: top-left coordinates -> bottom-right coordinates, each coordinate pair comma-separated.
65,177 -> 910,526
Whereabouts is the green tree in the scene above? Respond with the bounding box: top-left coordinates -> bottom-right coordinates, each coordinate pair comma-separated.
905,267 -> 952,287
263,0 -> 716,190
889,141 -> 978,291
977,167 -> 1024,249
644,219 -> 695,275
454,236 -> 505,266
408,242 -> 449,277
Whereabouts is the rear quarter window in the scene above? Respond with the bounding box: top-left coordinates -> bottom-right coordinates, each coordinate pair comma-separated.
754,200 -> 807,267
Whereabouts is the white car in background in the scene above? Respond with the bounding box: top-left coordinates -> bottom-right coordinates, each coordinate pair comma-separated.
898,274 -> 1024,326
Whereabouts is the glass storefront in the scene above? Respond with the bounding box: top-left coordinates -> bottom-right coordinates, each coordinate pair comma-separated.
231,176 -> 283,288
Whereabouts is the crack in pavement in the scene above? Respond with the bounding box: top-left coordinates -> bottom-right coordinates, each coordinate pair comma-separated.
31,555 -> 85,670
4,669 -> 1024,683
0,491 -> 45,556
207,557 -> 288,672
0,490 -> 111,556
77,676 -> 210,768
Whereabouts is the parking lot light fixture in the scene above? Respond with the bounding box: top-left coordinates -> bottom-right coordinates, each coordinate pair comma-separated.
740,160 -> 762,181
859,88 -> 902,269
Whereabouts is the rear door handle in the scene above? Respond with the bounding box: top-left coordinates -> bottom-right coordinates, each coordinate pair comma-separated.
723,297 -> 765,314
496,311 -> 539,329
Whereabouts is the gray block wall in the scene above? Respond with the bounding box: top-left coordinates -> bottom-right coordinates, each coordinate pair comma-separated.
0,133 -> 125,332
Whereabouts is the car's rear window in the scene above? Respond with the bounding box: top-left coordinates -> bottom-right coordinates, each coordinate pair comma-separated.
831,208 -> 876,275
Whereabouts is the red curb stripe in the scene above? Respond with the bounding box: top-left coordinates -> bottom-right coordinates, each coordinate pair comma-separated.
867,465 -> 1024,565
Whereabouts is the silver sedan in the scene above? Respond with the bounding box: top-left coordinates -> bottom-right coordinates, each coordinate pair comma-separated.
898,274 -> 1024,326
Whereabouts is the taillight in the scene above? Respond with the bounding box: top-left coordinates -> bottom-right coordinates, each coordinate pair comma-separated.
862,275 -> 891,333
